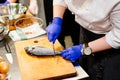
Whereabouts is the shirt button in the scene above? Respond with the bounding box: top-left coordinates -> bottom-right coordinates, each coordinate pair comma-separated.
72,12 -> 74,15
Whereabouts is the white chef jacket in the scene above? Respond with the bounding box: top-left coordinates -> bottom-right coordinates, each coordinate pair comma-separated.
53,0 -> 120,49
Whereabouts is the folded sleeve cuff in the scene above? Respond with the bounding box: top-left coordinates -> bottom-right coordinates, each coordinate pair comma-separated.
105,29 -> 120,49
53,0 -> 67,7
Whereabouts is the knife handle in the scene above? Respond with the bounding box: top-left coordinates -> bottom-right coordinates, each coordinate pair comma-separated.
3,39 -> 12,53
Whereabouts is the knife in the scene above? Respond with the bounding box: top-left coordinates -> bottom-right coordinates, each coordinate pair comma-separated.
4,40 -> 13,64
52,43 -> 56,56
52,43 -> 59,63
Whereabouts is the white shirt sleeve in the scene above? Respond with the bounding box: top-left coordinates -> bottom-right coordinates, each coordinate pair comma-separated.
53,0 -> 67,7
106,3 -> 120,49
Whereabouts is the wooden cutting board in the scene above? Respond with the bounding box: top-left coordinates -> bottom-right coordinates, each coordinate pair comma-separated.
14,37 -> 77,80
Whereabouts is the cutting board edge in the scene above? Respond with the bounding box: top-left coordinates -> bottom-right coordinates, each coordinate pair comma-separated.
40,71 -> 77,80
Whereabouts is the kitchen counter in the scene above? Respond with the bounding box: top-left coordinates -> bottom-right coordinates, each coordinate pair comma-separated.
0,35 -> 89,80
0,36 -> 22,80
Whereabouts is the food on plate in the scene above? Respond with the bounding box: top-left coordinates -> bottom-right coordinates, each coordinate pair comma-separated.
9,14 -> 25,26
9,25 -> 16,31
15,16 -> 43,28
24,46 -> 60,56
9,14 -> 32,30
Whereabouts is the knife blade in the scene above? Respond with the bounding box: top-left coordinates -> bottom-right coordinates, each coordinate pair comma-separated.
52,43 -> 59,63
4,40 -> 13,64
5,53 -> 13,64
52,43 -> 56,56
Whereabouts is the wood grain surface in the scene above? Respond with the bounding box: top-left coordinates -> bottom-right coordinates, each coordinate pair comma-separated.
14,37 -> 77,80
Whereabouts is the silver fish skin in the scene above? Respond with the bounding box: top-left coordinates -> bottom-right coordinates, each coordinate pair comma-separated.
24,46 -> 60,56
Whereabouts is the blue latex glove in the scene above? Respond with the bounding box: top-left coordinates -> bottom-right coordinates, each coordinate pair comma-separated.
0,0 -> 9,6
46,17 -> 63,43
60,44 -> 83,62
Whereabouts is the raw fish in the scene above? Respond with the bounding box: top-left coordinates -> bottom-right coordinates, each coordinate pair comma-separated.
24,46 -> 60,56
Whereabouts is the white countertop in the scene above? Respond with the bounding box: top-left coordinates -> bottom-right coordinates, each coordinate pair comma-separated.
63,62 -> 89,80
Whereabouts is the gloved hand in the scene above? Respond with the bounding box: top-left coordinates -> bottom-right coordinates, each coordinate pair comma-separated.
60,44 -> 83,62
0,0 -> 9,6
46,17 -> 63,43
28,0 -> 38,15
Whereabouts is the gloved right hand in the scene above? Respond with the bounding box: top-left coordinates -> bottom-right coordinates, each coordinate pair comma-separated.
46,17 -> 63,43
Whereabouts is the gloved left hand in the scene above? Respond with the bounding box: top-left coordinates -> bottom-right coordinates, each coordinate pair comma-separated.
28,0 -> 38,15
60,44 -> 83,62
